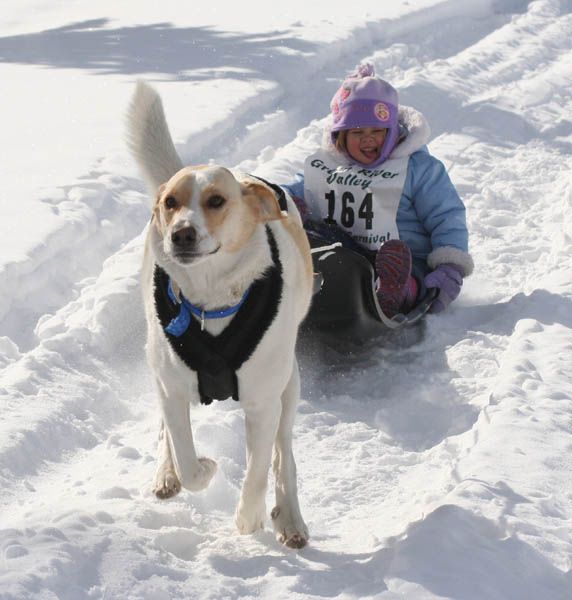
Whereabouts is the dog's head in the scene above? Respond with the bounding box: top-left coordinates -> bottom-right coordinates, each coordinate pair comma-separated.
152,166 -> 284,265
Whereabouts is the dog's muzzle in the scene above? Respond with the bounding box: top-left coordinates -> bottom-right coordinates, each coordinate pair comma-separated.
170,226 -> 220,264
172,226 -> 197,249
171,226 -> 198,262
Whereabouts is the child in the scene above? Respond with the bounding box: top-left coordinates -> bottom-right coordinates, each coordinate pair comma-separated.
282,63 -> 473,317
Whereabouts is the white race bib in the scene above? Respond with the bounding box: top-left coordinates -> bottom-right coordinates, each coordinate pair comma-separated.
304,149 -> 408,250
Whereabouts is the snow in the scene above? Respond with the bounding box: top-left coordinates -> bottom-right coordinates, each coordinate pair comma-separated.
1,0 -> 572,598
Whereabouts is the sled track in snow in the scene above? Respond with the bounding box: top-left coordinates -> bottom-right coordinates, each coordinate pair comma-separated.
0,0 -> 525,483
0,0 -> 520,354
1,1 -> 572,598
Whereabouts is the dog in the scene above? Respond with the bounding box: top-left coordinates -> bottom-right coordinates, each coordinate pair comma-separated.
127,82 -> 313,548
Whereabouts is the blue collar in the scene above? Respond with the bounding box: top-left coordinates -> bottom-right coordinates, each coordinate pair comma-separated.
165,279 -> 251,335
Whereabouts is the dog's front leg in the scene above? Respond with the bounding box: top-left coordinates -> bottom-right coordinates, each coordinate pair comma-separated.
235,399 -> 281,534
271,359 -> 309,548
153,420 -> 181,499
156,378 -> 217,492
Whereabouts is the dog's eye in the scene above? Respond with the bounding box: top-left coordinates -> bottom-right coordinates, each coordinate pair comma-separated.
165,196 -> 177,209
207,195 -> 226,209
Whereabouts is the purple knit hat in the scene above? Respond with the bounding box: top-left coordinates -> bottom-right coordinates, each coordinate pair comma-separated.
330,63 -> 399,166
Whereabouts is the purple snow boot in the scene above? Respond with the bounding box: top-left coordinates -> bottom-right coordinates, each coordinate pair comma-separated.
375,240 -> 418,318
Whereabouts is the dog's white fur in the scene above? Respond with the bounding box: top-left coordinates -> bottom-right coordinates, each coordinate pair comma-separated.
127,82 -> 313,548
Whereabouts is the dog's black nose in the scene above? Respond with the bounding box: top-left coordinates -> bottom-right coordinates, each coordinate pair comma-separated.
171,226 -> 197,248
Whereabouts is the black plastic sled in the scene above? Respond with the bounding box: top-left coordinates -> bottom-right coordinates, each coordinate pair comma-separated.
299,228 -> 438,351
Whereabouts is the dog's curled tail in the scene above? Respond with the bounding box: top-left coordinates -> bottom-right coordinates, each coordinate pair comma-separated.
126,81 -> 184,193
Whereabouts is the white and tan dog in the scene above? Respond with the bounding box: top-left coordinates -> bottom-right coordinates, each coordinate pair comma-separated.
127,82 -> 313,548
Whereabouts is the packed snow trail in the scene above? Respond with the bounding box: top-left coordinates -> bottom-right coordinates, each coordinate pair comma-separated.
1,1 -> 572,598
0,0 -> 521,489
0,0 -> 513,352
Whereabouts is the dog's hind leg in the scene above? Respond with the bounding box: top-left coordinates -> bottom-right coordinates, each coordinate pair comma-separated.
235,398 -> 281,535
153,420 -> 181,499
156,378 -> 217,492
271,359 -> 309,548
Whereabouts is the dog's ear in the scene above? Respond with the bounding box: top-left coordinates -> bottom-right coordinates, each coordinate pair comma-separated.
155,183 -> 166,203
152,183 -> 167,220
241,181 -> 285,223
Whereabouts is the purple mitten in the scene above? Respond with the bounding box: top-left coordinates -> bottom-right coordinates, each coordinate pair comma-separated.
424,263 -> 464,313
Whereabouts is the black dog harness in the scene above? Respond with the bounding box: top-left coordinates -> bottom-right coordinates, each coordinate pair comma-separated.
153,226 -> 284,405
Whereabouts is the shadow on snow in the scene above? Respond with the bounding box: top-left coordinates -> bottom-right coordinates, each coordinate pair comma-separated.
0,18 -> 316,80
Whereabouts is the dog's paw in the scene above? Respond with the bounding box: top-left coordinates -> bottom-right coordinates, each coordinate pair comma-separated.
271,505 -> 309,549
153,469 -> 181,499
235,500 -> 266,535
181,457 -> 217,492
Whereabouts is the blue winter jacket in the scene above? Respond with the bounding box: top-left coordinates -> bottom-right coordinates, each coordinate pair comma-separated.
282,107 -> 473,276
